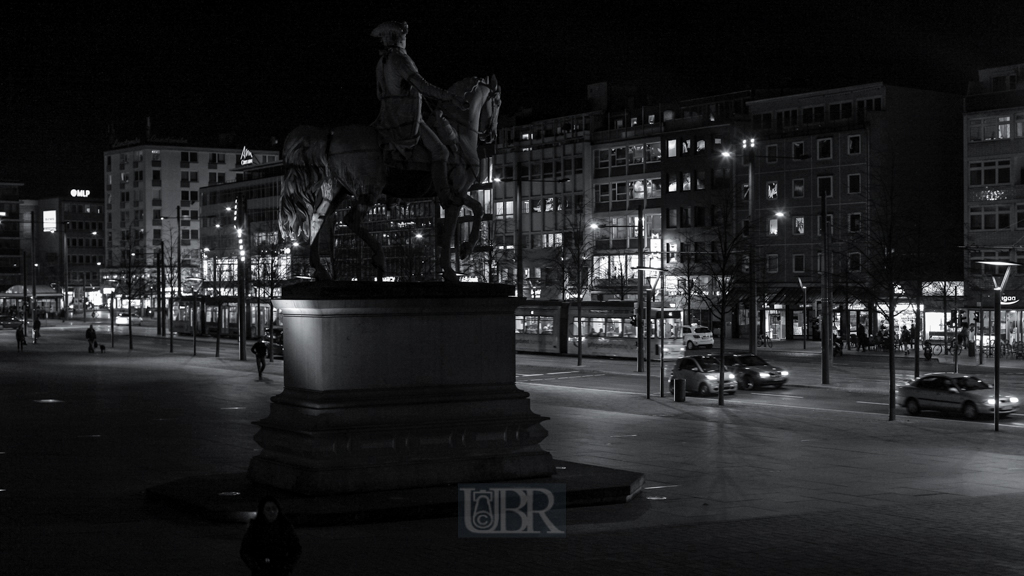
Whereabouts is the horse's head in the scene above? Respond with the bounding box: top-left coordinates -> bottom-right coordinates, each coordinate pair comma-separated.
477,75 -> 501,144
445,75 -> 501,145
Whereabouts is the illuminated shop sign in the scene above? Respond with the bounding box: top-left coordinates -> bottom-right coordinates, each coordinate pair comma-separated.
43,210 -> 56,233
239,146 -> 254,166
70,189 -> 90,197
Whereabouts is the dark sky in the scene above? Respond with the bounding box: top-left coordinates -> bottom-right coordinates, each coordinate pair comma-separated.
2,0 -> 1024,199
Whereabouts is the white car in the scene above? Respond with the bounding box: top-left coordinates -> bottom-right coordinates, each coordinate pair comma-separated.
115,313 -> 143,326
679,325 -> 714,350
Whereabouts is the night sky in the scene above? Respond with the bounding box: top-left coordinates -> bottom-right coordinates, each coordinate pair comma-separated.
2,0 -> 1024,199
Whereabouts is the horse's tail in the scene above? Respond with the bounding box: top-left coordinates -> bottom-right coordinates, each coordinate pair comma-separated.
280,125 -> 332,242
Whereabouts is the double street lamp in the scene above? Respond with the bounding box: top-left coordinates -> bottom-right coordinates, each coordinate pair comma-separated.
979,260 -> 1019,431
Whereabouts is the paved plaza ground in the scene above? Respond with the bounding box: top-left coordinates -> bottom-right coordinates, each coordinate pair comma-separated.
4,320 -> 1024,574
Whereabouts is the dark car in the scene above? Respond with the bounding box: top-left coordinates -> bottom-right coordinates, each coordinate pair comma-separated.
897,372 -> 1019,419
669,355 -> 737,396
0,315 -> 22,329
723,353 -> 789,390
265,327 -> 284,358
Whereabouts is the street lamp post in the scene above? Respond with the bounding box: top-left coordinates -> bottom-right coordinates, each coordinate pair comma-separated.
979,261 -> 1019,431
821,184 -> 831,385
798,277 -> 808,350
636,266 -> 670,399
742,139 -> 757,355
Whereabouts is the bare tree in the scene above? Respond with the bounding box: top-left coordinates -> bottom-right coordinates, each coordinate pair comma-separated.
542,194 -> 597,365
690,193 -> 750,405
852,132 -> 955,419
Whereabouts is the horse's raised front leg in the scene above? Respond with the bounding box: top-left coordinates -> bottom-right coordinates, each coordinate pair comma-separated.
308,226 -> 331,282
458,194 -> 483,260
438,204 -> 460,283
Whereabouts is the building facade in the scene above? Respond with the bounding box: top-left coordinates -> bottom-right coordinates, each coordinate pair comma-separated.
101,142 -> 277,320
0,181 -> 25,292
748,83 -> 963,342
964,64 -> 1024,343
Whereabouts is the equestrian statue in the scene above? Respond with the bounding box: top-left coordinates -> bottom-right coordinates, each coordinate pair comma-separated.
279,21 -> 502,282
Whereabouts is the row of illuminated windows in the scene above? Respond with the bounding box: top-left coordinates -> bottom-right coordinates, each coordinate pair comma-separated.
968,115 -> 1024,142
764,213 -> 862,236
492,234 -> 565,250
751,97 -> 882,130
593,143 -> 662,169
666,169 -> 729,191
665,137 -> 721,158
763,135 -> 861,163
760,174 -> 862,199
493,195 -> 586,218
595,179 -> 662,202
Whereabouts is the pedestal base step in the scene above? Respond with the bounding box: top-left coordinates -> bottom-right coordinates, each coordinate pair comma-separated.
145,460 -> 644,527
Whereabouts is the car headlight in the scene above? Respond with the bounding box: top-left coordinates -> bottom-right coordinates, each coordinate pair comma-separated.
758,372 -> 771,378
707,374 -> 719,381
1011,397 -> 1020,403
781,371 -> 789,376
726,372 -> 735,381
986,399 -> 997,406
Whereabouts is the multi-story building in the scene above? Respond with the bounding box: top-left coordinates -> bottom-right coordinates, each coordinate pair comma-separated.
659,91 -> 753,330
964,64 -> 1024,341
101,141 -> 277,317
30,193 -> 104,315
0,180 -> 24,292
748,83 -> 963,341
199,159 -> 288,337
490,111 -> 593,298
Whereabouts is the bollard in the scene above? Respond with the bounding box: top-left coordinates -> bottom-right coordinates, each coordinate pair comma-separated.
673,378 -> 685,402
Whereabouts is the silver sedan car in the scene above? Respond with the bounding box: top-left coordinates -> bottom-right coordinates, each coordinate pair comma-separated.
897,372 -> 1020,419
669,355 -> 737,396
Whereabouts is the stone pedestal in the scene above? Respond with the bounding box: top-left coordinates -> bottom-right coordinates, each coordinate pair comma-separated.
247,282 -> 554,494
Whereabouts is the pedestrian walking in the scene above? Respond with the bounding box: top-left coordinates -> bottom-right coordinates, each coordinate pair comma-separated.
86,324 -> 97,353
32,316 -> 40,344
240,496 -> 301,576
15,324 -> 26,351
251,338 -> 268,380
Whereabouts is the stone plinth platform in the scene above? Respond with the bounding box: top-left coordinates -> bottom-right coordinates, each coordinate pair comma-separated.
146,460 -> 645,526
247,282 -> 555,494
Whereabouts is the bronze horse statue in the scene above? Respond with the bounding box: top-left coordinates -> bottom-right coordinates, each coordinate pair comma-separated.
279,75 -> 501,282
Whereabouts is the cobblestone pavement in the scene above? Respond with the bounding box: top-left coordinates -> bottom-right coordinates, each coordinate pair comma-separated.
3,323 -> 1024,575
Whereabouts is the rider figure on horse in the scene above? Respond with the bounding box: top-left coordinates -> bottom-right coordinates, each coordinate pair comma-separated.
370,21 -> 468,206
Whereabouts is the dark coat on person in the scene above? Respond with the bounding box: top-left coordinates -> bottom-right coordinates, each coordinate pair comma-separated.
251,340 -> 268,359
240,497 -> 301,576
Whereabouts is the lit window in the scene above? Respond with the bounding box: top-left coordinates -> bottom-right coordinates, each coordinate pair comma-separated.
767,181 -> 778,199
768,218 -> 779,235
667,139 -> 677,157
793,216 -> 805,235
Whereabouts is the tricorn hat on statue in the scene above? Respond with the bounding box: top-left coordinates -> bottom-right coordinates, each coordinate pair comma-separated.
370,21 -> 409,41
